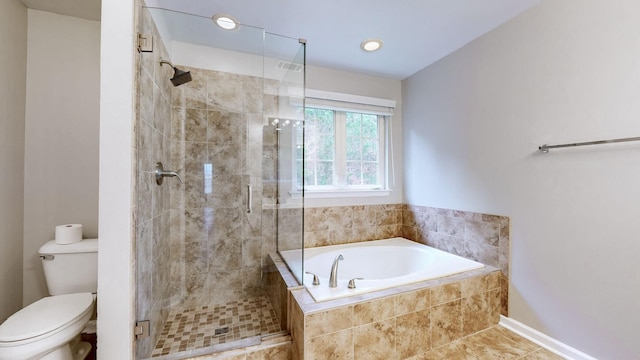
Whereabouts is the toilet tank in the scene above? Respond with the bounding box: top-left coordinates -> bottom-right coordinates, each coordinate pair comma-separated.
38,239 -> 98,296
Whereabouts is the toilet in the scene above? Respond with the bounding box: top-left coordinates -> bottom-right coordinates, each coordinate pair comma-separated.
0,239 -> 98,360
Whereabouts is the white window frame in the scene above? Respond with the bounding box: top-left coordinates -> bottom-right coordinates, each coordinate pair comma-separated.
302,110 -> 386,191
289,89 -> 396,199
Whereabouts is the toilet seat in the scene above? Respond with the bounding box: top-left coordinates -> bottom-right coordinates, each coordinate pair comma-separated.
0,293 -> 93,345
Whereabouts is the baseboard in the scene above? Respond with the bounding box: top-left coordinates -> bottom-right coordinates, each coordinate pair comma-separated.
499,316 -> 598,360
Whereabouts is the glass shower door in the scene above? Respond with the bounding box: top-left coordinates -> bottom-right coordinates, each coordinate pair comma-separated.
135,6 -> 305,359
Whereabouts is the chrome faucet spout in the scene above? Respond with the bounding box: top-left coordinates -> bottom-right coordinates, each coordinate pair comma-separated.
329,254 -> 344,288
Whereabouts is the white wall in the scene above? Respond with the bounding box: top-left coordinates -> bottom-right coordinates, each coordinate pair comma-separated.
0,0 -> 27,323
22,9 -> 101,306
98,0 -> 135,357
402,1 -> 640,358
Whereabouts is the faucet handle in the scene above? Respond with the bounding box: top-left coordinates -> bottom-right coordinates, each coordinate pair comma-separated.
155,162 -> 184,185
305,271 -> 320,286
348,278 -> 364,289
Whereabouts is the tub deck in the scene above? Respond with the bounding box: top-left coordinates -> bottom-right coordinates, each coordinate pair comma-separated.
280,238 -> 485,302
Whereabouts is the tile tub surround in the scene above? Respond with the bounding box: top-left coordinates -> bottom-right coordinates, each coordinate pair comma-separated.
302,204 -> 508,281
299,204 -> 509,315
302,205 -> 403,248
290,268 -> 503,360
264,253 -> 301,333
401,204 -> 510,315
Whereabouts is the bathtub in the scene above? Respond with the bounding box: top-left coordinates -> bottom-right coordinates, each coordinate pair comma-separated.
279,237 -> 484,302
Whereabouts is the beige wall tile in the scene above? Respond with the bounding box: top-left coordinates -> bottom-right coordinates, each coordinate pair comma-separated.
465,220 -> 499,247
437,215 -> 465,237
401,225 -> 417,240
460,274 -> 487,298
430,283 -> 461,306
352,207 -> 377,228
486,271 -> 500,290
375,224 -> 402,239
489,288 -> 501,324
326,207 -> 353,230
351,226 -> 378,243
431,299 -> 462,348
396,309 -> 431,358
395,288 -> 430,316
330,229 -> 355,245
354,296 -> 395,326
500,275 -> 509,316
305,305 -> 354,339
290,300 -> 304,360
354,319 -> 396,360
305,328 -> 354,360
462,292 -> 493,336
304,231 -> 332,248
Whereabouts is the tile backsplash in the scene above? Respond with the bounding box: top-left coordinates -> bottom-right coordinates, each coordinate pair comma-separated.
302,204 -> 403,248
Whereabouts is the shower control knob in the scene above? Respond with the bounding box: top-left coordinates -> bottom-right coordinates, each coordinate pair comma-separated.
155,162 -> 184,185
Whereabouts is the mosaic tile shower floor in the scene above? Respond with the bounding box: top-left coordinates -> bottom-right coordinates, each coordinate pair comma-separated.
151,296 -> 282,357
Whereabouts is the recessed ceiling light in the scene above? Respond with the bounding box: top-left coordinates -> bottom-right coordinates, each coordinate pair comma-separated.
361,38 -> 383,52
212,13 -> 240,31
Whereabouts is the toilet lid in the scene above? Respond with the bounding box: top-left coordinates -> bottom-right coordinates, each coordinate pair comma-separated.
0,293 -> 93,343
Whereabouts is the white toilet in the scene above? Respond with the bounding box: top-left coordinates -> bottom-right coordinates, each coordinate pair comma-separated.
0,239 -> 98,360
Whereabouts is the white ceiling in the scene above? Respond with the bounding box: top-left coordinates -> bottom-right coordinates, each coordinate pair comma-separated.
21,0 -> 539,80
20,0 -> 100,21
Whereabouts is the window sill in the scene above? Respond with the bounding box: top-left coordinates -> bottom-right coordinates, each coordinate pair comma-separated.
261,189 -> 394,209
291,189 -> 392,199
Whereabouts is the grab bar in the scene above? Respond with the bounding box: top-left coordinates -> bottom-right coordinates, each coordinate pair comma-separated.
539,136 -> 640,153
247,185 -> 252,213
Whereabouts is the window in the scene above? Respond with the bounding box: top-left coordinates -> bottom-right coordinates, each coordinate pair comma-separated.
296,107 -> 388,192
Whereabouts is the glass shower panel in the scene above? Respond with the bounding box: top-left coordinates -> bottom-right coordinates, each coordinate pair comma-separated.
263,35 -> 306,285
135,7 -> 303,359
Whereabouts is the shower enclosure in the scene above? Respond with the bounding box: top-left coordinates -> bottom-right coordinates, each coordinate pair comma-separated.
134,6 -> 304,359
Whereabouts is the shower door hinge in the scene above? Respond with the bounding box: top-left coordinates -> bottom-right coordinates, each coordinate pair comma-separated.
138,33 -> 153,52
134,320 -> 150,340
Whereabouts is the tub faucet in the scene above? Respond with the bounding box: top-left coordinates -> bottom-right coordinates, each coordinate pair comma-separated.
329,254 -> 344,288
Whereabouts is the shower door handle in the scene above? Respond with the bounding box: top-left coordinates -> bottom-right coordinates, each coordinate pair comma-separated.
247,185 -> 252,213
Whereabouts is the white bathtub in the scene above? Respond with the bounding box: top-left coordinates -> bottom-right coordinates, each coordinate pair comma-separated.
280,237 -> 484,302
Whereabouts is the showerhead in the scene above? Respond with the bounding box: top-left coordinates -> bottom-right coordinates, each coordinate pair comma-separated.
159,58 -> 192,87
170,68 -> 192,86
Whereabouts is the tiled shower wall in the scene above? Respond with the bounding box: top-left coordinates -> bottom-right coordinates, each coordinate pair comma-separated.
134,6 -> 174,358
167,66 -> 283,309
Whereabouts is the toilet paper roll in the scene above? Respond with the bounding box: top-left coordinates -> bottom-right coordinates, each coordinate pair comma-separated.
55,224 -> 83,245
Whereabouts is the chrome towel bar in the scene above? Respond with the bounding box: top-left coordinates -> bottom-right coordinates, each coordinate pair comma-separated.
539,136 -> 640,153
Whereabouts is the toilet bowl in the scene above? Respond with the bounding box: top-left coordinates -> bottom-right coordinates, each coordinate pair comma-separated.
0,293 -> 94,360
